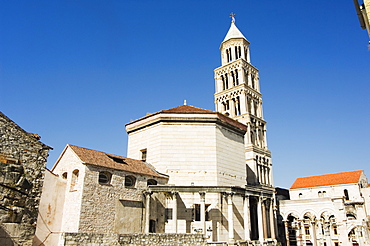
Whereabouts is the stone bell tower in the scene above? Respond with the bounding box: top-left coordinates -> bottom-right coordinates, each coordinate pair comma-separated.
214,16 -> 273,187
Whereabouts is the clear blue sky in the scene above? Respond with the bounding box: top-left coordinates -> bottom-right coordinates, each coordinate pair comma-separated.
1,1 -> 369,189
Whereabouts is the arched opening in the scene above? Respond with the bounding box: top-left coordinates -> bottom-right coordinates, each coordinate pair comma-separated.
62,172 -> 67,179
147,179 -> 157,186
98,171 -> 112,184
125,175 -> 136,188
344,189 -> 349,200
70,169 -> 79,191
287,215 -> 298,246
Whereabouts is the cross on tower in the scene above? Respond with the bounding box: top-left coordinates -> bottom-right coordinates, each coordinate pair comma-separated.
230,12 -> 236,23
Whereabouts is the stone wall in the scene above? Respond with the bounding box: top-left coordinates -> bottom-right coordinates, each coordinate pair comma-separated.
62,233 -> 207,246
0,112 -> 51,245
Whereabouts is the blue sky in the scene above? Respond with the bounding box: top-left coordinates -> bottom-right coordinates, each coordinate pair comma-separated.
1,1 -> 369,189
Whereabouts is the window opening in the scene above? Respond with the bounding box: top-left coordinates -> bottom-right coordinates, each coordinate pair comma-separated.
62,172 -> 68,179
125,175 -> 136,188
107,155 -> 127,164
344,189 -> 349,200
147,179 -> 157,186
70,169 -> 79,191
141,149 -> 147,162
99,171 -> 112,184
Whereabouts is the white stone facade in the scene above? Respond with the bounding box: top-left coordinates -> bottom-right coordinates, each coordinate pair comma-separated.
279,171 -> 370,246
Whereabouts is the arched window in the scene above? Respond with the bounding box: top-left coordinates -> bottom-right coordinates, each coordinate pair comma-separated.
70,169 -> 79,191
235,69 -> 239,85
98,171 -> 112,184
62,172 -> 68,179
318,191 -> 322,197
226,49 -> 230,62
344,189 -> 349,200
125,175 -> 136,188
346,213 -> 356,220
299,193 -> 303,198
147,179 -> 157,186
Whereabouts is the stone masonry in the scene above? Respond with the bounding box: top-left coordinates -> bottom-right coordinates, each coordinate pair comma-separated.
0,112 -> 51,246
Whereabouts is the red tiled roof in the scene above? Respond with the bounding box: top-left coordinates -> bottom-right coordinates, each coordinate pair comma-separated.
161,105 -> 215,114
68,145 -> 166,178
291,170 -> 363,189
127,105 -> 247,132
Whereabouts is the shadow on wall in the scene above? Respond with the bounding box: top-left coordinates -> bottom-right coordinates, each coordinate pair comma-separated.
0,226 -> 15,246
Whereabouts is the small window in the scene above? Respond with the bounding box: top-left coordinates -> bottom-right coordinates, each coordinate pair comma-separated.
344,189 -> 349,200
141,149 -> 147,162
70,169 -> 79,191
125,175 -> 136,188
299,193 -> 303,198
305,226 -> 310,235
62,172 -> 68,179
98,171 -> 112,184
147,179 -> 157,186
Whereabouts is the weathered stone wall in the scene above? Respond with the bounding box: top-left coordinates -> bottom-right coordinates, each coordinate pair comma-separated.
0,112 -> 51,245
62,233 -> 207,246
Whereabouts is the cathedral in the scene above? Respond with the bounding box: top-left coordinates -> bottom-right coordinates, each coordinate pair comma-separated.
33,18 -> 278,246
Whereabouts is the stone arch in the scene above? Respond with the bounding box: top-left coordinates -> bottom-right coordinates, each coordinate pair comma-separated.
283,211 -> 299,221
302,211 -> 316,221
319,209 -> 335,221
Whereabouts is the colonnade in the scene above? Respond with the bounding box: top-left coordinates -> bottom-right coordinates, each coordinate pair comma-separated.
144,188 -> 276,244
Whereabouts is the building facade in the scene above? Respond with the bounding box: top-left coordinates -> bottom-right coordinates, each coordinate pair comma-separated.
35,144 -> 168,245
279,170 -> 370,246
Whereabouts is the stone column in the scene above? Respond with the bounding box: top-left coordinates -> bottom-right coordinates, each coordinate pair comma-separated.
239,93 -> 247,115
284,220 -> 290,246
172,191 -> 178,233
199,192 -> 206,235
257,197 -> 264,243
269,198 -> 276,239
144,191 -> 152,233
311,221 -> 317,246
226,192 -> 234,243
244,195 -> 251,241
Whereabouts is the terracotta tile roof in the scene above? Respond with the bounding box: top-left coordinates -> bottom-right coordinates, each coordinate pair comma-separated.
127,105 -> 247,132
161,105 -> 215,114
68,145 -> 166,178
291,170 -> 363,189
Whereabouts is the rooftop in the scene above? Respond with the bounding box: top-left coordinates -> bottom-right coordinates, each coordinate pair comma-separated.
126,104 -> 248,132
66,144 -> 167,178
290,170 -> 363,189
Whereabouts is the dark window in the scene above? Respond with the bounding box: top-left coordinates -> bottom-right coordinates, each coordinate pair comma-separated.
125,175 -> 136,188
99,171 -> 112,184
141,149 -> 147,161
344,189 -> 349,200
147,179 -> 157,186
62,172 -> 68,179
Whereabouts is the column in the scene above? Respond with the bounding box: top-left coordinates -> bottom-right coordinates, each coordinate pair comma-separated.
257,197 -> 264,243
284,221 -> 290,246
299,220 -> 305,246
244,195 -> 251,241
199,192 -> 206,235
269,199 -> 276,239
262,200 -> 268,238
239,93 -> 247,115
246,123 -> 251,144
172,191 -> 178,233
226,192 -> 234,243
144,191 -> 152,233
311,221 -> 317,246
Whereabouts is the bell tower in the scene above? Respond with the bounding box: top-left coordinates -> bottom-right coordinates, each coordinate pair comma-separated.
214,16 -> 273,186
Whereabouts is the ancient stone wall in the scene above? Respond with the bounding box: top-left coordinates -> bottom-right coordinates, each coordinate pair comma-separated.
62,233 -> 207,246
0,112 -> 51,245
